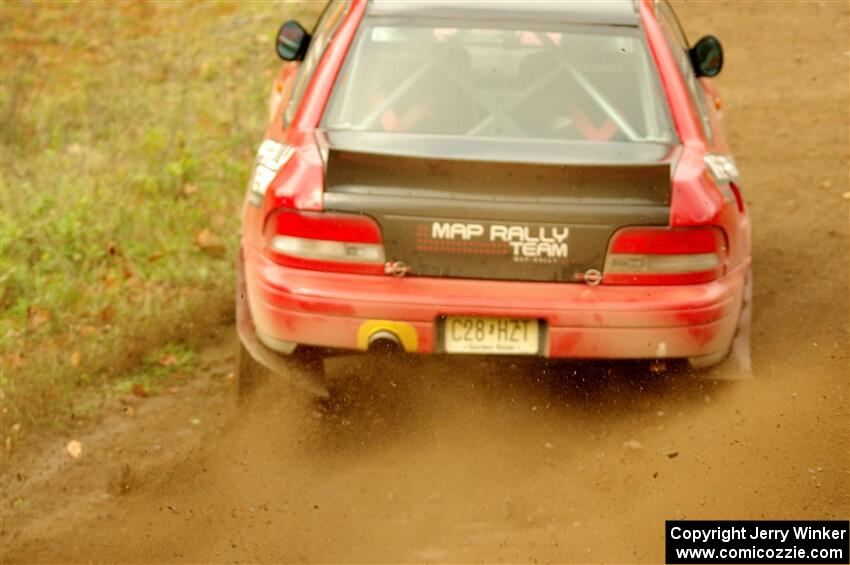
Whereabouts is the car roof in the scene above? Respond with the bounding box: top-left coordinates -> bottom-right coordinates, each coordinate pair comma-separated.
366,0 -> 640,27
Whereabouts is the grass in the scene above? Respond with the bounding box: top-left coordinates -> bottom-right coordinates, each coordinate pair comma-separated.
0,1 -> 322,429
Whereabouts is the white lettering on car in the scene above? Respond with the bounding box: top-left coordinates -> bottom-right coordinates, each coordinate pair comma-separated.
429,222 -> 569,261
431,222 -> 484,240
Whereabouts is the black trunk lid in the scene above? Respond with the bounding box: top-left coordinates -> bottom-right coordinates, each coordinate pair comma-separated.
319,130 -> 676,282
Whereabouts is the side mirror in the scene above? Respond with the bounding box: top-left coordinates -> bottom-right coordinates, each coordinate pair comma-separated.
276,20 -> 311,61
690,35 -> 723,78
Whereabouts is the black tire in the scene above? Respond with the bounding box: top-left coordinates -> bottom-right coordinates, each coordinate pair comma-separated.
236,342 -> 327,401
236,340 -> 268,399
286,346 -> 326,385
687,346 -> 731,370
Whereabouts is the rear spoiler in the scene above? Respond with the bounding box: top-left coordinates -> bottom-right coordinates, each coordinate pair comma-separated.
319,130 -> 676,206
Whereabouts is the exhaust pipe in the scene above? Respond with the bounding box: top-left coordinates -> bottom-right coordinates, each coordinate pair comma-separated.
367,330 -> 404,354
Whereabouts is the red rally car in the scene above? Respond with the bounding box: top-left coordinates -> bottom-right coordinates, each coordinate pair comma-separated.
237,0 -> 752,396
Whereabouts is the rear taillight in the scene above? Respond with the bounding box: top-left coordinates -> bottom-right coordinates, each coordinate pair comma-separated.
603,227 -> 727,285
264,209 -> 385,275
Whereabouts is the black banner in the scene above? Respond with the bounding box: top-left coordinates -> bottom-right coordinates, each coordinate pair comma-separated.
666,520 -> 849,564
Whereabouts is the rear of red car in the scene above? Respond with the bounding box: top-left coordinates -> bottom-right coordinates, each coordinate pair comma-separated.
237,0 -> 751,392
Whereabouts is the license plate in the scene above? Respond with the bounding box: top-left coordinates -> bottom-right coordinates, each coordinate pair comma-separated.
443,317 -> 539,355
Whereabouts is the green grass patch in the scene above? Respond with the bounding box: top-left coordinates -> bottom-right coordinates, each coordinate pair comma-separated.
113,342 -> 196,396
0,1 -> 322,429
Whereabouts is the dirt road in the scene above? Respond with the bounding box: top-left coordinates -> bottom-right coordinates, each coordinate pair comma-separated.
2,2 -> 848,563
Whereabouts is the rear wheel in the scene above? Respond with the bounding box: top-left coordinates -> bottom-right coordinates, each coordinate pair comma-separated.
688,267 -> 753,377
236,341 -> 268,399
287,346 -> 326,383
236,342 -> 326,401
687,346 -> 731,370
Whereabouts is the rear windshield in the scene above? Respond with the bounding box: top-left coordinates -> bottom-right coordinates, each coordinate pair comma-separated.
322,20 -> 677,143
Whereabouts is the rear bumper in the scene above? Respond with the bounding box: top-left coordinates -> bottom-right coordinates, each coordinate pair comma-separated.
242,244 -> 747,360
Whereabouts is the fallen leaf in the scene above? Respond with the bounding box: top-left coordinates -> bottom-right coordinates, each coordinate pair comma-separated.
183,183 -> 199,196
99,304 -> 115,323
107,241 -> 117,256
10,423 -> 21,437
27,307 -> 51,331
211,214 -> 227,229
131,383 -> 148,398
124,406 -> 135,417
69,351 -> 82,368
148,251 -> 164,262
79,325 -> 98,336
4,352 -> 24,370
66,439 -> 83,459
196,229 -> 225,254
158,353 -> 178,367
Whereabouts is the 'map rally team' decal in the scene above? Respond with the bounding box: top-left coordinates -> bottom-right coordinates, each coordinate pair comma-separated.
418,222 -> 570,263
